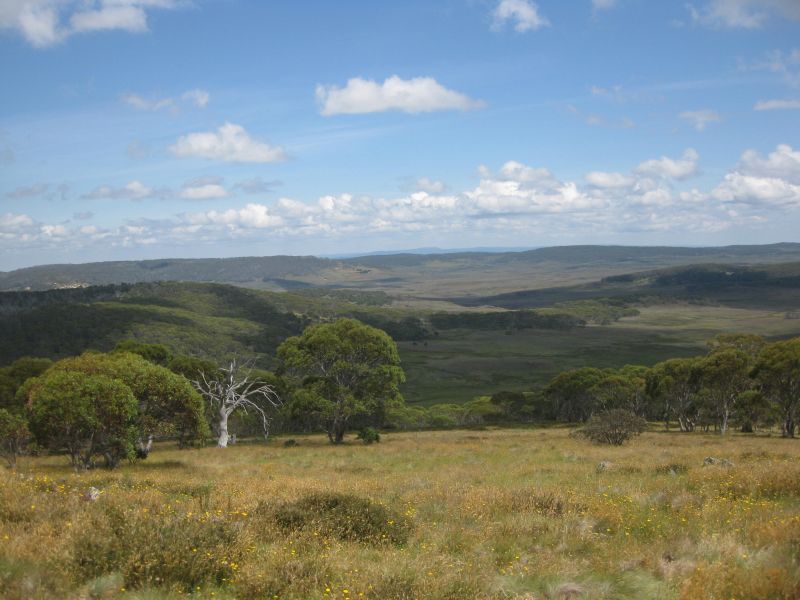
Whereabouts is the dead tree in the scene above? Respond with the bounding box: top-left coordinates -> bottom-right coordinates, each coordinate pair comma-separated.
192,360 -> 281,448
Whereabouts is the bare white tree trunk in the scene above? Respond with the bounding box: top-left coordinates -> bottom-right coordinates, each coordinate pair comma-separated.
192,359 -> 281,449
218,407 -> 230,448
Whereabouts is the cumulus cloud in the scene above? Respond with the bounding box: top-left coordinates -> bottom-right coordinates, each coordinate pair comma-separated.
738,144 -> 800,184
170,123 -> 286,163
679,109 -> 722,131
0,0 -> 185,48
635,149 -> 700,180
184,203 -> 284,229
415,177 -> 446,193
5,145 -> 800,254
688,0 -> 800,29
316,76 -> 484,116
491,0 -> 549,32
82,180 -> 159,200
585,172 -> 634,189
754,99 -> 800,110
179,176 -> 229,200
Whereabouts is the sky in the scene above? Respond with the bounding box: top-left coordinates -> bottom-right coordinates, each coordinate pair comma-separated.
1,0 -> 799,270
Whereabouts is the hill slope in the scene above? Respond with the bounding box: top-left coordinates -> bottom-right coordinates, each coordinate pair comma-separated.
3,243 -> 800,296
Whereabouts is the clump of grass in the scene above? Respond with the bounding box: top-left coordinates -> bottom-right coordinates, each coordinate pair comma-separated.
680,561 -> 800,599
267,492 -> 412,546
71,505 -> 241,592
654,463 -> 689,475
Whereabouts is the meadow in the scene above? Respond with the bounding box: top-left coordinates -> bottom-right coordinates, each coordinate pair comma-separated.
398,303 -> 800,405
2,428 -> 799,599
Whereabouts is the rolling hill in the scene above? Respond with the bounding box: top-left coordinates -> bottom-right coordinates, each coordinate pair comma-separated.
3,243 -> 800,297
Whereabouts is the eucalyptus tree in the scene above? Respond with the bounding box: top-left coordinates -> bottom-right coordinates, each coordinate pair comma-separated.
752,338 -> 800,437
646,358 -> 701,431
278,318 -> 405,444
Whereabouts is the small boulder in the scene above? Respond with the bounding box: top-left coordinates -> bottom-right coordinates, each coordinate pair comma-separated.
83,486 -> 101,502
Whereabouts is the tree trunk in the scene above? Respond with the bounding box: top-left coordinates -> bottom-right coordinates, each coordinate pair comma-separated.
218,407 -> 230,448
135,434 -> 154,459
783,416 -> 796,438
720,408 -> 729,435
329,418 -> 346,444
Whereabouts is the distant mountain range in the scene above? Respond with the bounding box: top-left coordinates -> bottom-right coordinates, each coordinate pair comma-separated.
2,243 -> 799,295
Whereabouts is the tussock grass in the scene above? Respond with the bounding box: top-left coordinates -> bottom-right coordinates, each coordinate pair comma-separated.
1,428 -> 799,598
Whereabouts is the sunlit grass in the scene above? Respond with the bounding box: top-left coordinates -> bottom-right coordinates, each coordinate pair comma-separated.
2,428 -> 799,598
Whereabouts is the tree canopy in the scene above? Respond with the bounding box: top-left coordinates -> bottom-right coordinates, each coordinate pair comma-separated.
278,318 -> 405,443
26,370 -> 138,469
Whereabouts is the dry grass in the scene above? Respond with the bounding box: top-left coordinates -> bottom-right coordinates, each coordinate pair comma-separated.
2,428 -> 800,599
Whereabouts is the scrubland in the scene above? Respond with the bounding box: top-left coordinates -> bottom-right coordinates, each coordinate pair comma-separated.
2,428 -> 799,599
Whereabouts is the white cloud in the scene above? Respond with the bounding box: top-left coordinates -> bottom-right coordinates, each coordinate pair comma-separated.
1,212 -> 35,230
585,171 -> 634,189
416,177 -> 446,193
491,0 -> 549,32
466,161 -> 603,215
739,144 -> 800,184
635,149 -> 700,180
688,0 -> 800,29
712,173 -> 800,207
170,123 -> 286,163
316,76 -> 484,116
179,177 -> 229,200
185,203 -> 284,229
0,1 -> 185,48
70,4 -> 147,34
754,99 -> 800,110
182,89 -> 210,108
6,145 -> 800,255
179,185 -> 228,201
679,109 -> 722,131
82,180 -> 157,200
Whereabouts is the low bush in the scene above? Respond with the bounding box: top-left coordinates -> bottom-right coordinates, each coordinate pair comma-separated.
577,409 -> 646,445
356,427 -> 380,444
71,505 -> 241,592
654,463 -> 689,475
269,491 -> 411,545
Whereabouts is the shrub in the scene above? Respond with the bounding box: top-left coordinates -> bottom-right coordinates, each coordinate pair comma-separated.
577,409 -> 646,445
356,427 -> 381,444
655,463 -> 689,475
269,492 -> 411,545
72,505 -> 240,592
26,371 -> 138,469
0,409 -> 29,468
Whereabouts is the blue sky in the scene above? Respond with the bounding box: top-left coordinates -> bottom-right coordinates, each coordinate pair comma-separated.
1,0 -> 799,269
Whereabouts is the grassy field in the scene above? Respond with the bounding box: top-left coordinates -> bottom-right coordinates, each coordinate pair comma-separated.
2,428 -> 799,599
